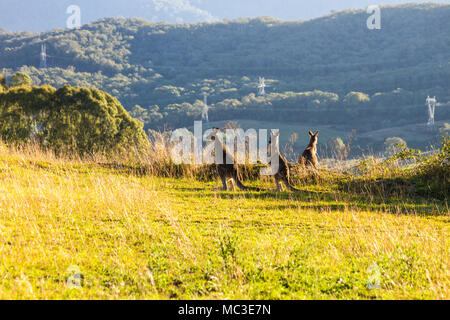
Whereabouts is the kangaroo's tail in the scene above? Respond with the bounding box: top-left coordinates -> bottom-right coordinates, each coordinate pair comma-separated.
283,177 -> 301,192
298,155 -> 318,169
298,155 -> 305,164
235,178 -> 263,191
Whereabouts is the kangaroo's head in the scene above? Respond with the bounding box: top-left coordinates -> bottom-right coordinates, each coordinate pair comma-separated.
209,127 -> 219,141
308,130 -> 319,147
206,127 -> 222,142
268,130 -> 281,156
268,130 -> 280,145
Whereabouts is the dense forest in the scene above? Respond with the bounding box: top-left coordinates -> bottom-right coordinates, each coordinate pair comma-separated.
0,3 -> 449,155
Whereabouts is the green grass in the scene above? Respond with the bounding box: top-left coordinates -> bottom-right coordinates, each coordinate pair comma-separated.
0,149 -> 448,299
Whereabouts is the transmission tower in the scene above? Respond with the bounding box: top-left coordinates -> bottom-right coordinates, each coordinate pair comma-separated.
202,94 -> 209,122
39,44 -> 47,69
426,95 -> 437,128
257,77 -> 266,96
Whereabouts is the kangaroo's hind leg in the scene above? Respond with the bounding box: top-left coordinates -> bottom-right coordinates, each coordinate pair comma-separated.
229,178 -> 237,191
220,175 -> 228,191
275,177 -> 284,191
283,176 -> 300,192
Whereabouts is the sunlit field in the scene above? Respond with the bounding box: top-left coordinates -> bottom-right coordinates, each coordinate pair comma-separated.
0,144 -> 448,300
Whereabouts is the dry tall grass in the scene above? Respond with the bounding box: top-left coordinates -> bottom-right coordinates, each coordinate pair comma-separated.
0,137 -> 448,299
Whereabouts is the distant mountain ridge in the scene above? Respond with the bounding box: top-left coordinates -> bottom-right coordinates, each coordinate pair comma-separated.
2,0 -> 449,33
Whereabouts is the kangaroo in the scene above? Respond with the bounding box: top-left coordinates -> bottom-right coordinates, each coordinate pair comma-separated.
207,128 -> 261,191
299,130 -> 319,169
268,131 -> 301,192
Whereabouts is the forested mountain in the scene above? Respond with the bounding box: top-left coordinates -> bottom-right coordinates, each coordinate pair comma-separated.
0,3 -> 449,154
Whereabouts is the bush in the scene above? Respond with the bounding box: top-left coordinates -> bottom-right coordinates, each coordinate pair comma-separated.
343,92 -> 370,105
409,136 -> 449,200
0,74 -> 7,92
9,72 -> 33,87
0,84 -> 148,156
384,137 -> 407,156
340,136 -> 449,200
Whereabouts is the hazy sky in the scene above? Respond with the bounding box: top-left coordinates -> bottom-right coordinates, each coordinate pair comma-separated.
0,0 -> 448,32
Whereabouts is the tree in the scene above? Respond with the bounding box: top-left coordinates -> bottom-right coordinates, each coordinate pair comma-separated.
9,72 -> 33,87
439,123 -> 450,135
0,74 -> 7,92
0,85 -> 55,143
130,105 -> 148,124
0,84 -> 148,155
343,92 -> 370,105
47,85 -> 148,155
328,137 -> 346,159
384,137 -> 407,156
371,89 -> 414,107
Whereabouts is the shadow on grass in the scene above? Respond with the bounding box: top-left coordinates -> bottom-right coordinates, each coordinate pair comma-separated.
97,163 -> 150,176
46,161 -> 446,217
173,184 -> 447,217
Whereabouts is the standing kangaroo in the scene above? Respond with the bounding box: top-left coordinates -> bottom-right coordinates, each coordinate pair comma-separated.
299,130 -> 319,169
207,128 -> 261,191
269,131 -> 300,192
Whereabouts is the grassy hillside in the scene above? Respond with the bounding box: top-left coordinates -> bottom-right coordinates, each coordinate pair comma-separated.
0,143 -> 448,299
0,3 -> 449,153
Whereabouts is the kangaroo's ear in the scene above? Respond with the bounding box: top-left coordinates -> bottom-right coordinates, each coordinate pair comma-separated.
315,131 -> 319,136
308,130 -> 313,137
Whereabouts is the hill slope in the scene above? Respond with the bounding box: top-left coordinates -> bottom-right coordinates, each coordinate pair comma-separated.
0,3 -> 449,152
